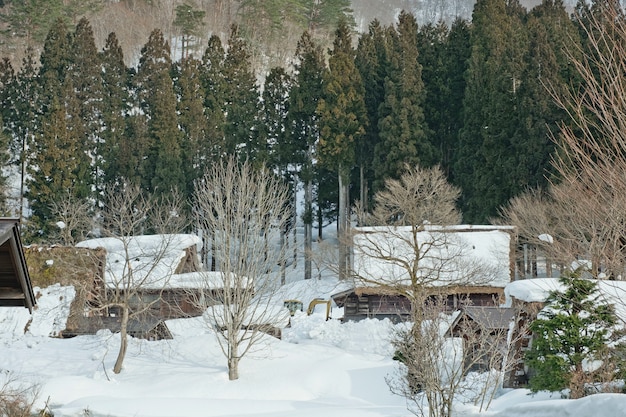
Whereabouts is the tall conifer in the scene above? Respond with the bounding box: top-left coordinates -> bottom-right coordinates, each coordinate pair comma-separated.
317,17 -> 367,279
135,29 -> 184,194
455,0 -> 529,223
174,56 -> 209,199
355,19 -> 389,210
201,35 -> 227,160
289,31 -> 326,279
373,11 -> 433,192
100,32 -> 131,188
222,25 -> 261,162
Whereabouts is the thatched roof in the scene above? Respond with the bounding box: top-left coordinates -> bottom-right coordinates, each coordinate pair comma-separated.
25,245 -> 106,331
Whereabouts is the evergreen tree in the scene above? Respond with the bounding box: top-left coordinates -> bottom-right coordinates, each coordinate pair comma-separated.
418,19 -> 470,179
288,31 -> 326,279
262,66 -> 292,173
26,87 -> 90,239
2,0 -> 66,44
174,3 -> 206,59
201,35 -> 227,161
526,269 -> 621,398
454,0 -> 529,223
373,11 -> 433,192
135,29 -> 184,194
0,116 -> 9,214
355,19 -> 389,211
516,0 -> 580,190
100,32 -> 131,189
174,56 -> 209,200
68,17 -> 104,199
222,25 -> 261,162
8,48 -> 40,220
305,0 -> 354,35
441,18 -> 471,181
317,17 -> 367,279
0,58 -> 12,214
38,17 -> 71,112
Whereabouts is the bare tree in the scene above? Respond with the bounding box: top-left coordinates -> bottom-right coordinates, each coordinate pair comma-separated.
389,304 -> 530,417
77,182 -> 189,374
546,3 -> 626,279
49,190 -> 93,246
0,371 -> 41,417
350,165 -> 512,416
193,157 -> 291,381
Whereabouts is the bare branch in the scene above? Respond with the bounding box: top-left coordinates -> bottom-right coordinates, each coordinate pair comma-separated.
193,157 -> 291,380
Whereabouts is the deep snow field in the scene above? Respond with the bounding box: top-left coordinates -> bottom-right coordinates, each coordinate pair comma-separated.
2,228 -> 626,417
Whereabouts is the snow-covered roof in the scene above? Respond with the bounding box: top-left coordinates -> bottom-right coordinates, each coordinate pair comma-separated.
167,271 -> 250,290
76,234 -> 202,289
352,225 -> 513,289
504,278 -> 626,321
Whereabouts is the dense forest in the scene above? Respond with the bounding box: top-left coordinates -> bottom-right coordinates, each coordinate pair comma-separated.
0,0 -> 607,242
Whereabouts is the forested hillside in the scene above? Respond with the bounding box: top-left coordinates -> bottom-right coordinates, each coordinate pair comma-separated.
0,0 -> 600,242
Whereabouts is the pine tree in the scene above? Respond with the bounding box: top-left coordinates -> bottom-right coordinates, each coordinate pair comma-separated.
0,117 -> 8,214
200,35 -> 226,161
262,66 -> 292,173
317,17 -> 367,279
26,86 -> 90,239
526,269 -> 621,398
100,32 -> 131,189
68,17 -> 104,200
135,29 -> 184,194
418,20 -> 469,179
222,25 -> 261,162
305,0 -> 355,35
38,17 -> 71,112
516,0 -> 580,190
288,31 -> 326,280
454,0 -> 529,223
373,11 -> 433,192
0,73 -> 10,211
441,18 -> 471,181
3,0 -> 66,44
9,48 -> 40,220
173,3 -> 206,59
355,19 -> 389,211
174,56 -> 209,200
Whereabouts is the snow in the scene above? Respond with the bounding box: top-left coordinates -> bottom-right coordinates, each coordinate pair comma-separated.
504,277 -> 626,322
353,225 -> 512,288
2,229 -> 626,416
76,234 -> 202,289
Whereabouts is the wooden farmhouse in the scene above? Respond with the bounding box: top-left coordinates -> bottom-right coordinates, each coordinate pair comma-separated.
332,225 -> 516,322
0,218 -> 35,311
75,234 -> 206,319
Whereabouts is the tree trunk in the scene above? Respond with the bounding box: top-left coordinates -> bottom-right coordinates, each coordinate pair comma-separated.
338,166 -> 350,280
304,176 -> 312,280
113,306 -> 129,374
293,184 -> 298,266
280,226 -> 286,285
228,343 -> 239,380
359,165 -> 368,213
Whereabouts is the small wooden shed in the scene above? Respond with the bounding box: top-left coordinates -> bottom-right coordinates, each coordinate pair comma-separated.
446,306 -> 518,373
332,286 -> 505,323
0,218 -> 36,311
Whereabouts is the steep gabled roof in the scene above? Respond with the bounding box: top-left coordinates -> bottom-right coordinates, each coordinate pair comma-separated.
446,306 -> 517,337
0,218 -> 36,311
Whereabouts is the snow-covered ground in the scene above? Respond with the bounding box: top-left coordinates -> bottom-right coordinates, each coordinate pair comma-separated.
1,227 -> 626,416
